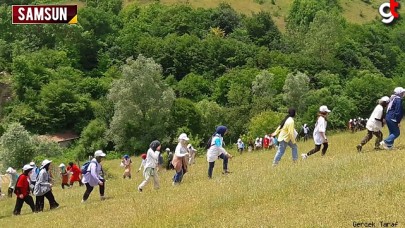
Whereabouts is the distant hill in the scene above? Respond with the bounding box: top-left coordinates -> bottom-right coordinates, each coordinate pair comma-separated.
122,0 -> 403,31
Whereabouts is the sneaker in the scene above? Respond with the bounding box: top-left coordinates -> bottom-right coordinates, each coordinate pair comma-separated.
380,141 -> 390,150
138,187 -> 142,193
356,145 -> 362,152
301,154 -> 308,159
222,170 -> 232,174
81,199 -> 86,203
100,196 -> 106,201
50,203 -> 59,210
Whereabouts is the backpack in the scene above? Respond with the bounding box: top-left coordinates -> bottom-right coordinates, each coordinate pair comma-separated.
205,136 -> 213,150
81,161 -> 97,175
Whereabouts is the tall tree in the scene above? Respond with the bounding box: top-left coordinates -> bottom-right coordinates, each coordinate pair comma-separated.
107,55 -> 175,151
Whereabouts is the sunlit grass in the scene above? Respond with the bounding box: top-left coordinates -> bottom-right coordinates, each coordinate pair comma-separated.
1,126 -> 405,227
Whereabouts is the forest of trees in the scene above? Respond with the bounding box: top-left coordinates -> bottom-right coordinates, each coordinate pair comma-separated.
0,0 -> 405,167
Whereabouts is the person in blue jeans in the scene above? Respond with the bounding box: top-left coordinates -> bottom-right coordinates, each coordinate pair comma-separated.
172,133 -> 189,185
271,108 -> 298,166
381,87 -> 405,150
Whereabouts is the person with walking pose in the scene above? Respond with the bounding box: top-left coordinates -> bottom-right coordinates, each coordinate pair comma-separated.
13,164 -> 35,215
34,159 -> 59,212
82,150 -> 106,202
302,106 -> 331,159
137,141 -> 161,192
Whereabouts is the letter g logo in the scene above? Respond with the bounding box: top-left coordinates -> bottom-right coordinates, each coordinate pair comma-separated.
379,2 -> 394,24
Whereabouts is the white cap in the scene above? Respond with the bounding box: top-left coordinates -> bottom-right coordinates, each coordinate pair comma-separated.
29,161 -> 35,166
165,148 -> 170,151
178,133 -> 189,141
59,163 -> 65,168
319,105 -> 331,113
394,87 -> 405,94
380,96 -> 390,102
23,164 -> 34,171
6,167 -> 15,173
41,159 -> 52,168
94,150 -> 106,157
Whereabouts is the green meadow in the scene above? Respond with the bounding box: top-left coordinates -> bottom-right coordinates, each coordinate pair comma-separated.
1,126 -> 405,227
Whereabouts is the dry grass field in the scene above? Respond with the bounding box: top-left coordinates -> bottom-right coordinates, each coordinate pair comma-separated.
1,126 -> 405,227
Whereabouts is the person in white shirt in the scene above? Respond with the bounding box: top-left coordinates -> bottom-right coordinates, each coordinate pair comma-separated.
28,162 -> 39,193
6,167 -> 18,198
138,140 -> 161,192
356,96 -> 390,152
207,126 -> 232,178
302,105 -> 331,159
81,150 -> 106,203
138,153 -> 147,172
172,133 -> 189,185
237,138 -> 244,154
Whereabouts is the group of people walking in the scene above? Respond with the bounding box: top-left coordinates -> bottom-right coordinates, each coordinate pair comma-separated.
4,87 -> 404,215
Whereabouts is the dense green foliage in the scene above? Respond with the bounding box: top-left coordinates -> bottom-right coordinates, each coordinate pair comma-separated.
0,0 -> 404,160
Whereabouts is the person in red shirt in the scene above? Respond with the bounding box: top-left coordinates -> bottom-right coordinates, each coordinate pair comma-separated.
13,164 -> 35,215
67,162 -> 83,186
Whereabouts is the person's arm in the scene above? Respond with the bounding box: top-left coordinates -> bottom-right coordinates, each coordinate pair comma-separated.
271,126 -> 281,137
90,163 -> 102,185
149,150 -> 160,160
138,161 -> 143,171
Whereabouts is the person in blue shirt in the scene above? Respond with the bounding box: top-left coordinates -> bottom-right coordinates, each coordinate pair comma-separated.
381,87 -> 405,150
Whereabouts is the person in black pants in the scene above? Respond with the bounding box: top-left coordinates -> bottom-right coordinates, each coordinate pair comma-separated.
13,164 -> 36,215
34,159 -> 59,212
82,150 -> 106,202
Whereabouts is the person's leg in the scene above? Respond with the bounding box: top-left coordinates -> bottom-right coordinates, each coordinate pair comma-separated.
44,191 -> 59,209
321,142 -> 329,156
219,153 -> 229,173
82,183 -> 94,201
24,195 -> 35,212
138,169 -> 152,191
153,170 -> 160,190
358,130 -> 373,151
208,161 -> 215,178
99,179 -> 105,199
288,141 -> 298,161
384,119 -> 400,147
273,141 -> 287,165
13,197 -> 24,215
173,169 -> 183,183
79,180 -> 83,187
306,145 -> 321,156
374,131 -> 383,149
36,196 -> 44,212
8,187 -> 13,198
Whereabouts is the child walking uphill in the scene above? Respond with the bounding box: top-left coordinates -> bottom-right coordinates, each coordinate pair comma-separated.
137,141 -> 161,192
13,164 -> 36,215
207,126 -> 232,178
302,106 -> 331,159
59,164 -> 70,189
271,108 -> 298,166
81,150 -> 106,203
356,96 -> 390,152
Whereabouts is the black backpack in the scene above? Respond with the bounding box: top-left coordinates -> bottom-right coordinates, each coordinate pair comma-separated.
205,136 -> 213,150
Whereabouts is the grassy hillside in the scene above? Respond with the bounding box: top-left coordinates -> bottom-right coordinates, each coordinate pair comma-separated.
123,0 -> 404,31
1,127 -> 405,227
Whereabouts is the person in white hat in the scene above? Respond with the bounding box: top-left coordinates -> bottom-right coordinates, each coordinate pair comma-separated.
34,159 -> 59,212
356,96 -> 390,152
13,164 -> 35,215
381,87 -> 405,150
6,167 -> 18,198
138,141 -> 161,192
302,105 -> 331,159
172,133 -> 189,185
82,150 -> 106,202
28,161 -> 39,193
58,163 -> 70,189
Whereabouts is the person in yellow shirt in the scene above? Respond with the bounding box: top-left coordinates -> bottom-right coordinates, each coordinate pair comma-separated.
271,108 -> 298,166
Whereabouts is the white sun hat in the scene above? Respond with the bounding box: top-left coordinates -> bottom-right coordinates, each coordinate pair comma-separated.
319,105 -> 331,113
178,133 -> 189,141
94,150 -> 106,157
23,164 -> 34,171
